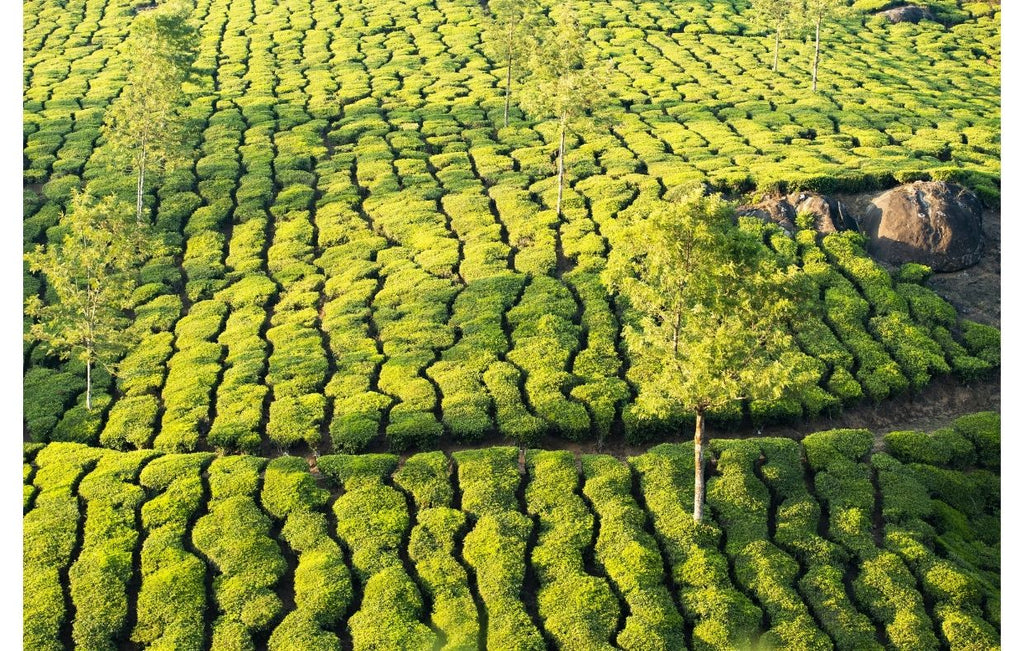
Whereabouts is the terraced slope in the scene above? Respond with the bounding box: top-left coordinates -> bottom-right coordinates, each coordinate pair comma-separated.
23,0 -> 1000,454
22,411 -> 1001,649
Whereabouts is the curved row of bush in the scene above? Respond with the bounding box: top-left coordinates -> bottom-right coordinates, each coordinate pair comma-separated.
525,450 -> 620,648
69,449 -> 161,648
132,453 -> 214,649
23,443 -> 106,650
581,454 -> 686,649
261,457 -> 353,650
707,439 -> 831,649
23,412 -> 1001,648
802,429 -> 939,648
454,448 -> 545,649
396,452 -> 480,650
631,443 -> 762,649
319,453 -> 437,649
192,455 -> 287,648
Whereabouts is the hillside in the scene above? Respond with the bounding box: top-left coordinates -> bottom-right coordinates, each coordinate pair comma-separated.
23,0 -> 1001,456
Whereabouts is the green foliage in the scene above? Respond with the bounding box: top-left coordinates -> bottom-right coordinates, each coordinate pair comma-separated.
631,444 -> 762,649
394,451 -> 454,510
884,428 -> 975,468
193,455 -> 285,649
263,457 -> 351,650
133,453 -> 212,650
23,444 -> 106,651
960,320 -> 1000,365
526,450 -> 619,648
25,193 -> 154,410
582,454 -> 687,649
953,411 -> 999,469
605,188 -> 818,427
407,507 -> 479,650
21,411 -> 1001,649
69,450 -> 162,649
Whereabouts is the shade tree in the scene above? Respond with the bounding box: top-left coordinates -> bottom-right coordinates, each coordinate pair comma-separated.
101,0 -> 198,223
603,187 -> 818,521
24,192 -> 154,411
520,3 -> 608,217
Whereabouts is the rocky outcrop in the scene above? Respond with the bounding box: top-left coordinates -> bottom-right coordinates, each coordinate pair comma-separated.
858,181 -> 983,272
878,5 -> 934,24
737,192 -> 853,234
737,197 -> 796,233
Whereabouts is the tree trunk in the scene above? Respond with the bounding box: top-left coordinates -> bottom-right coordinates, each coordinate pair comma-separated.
773,25 -> 781,72
86,357 -> 92,411
504,48 -> 513,128
812,15 -> 822,92
693,409 -> 706,522
556,113 -> 567,218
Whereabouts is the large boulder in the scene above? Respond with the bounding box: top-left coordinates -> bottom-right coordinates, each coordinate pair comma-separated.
859,181 -> 983,272
878,5 -> 933,23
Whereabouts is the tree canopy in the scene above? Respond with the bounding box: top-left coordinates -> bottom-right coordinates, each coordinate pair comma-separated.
101,0 -> 198,222
604,187 -> 819,519
520,3 -> 608,217
24,193 -> 154,409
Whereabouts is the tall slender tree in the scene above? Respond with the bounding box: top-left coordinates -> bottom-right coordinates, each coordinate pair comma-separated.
751,0 -> 799,72
520,3 -> 607,217
803,0 -> 845,92
102,0 -> 198,223
603,188 -> 818,522
24,193 -> 153,410
484,0 -> 539,128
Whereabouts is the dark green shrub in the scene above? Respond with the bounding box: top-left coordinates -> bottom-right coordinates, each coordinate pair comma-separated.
952,412 -> 999,469
884,428 -> 975,468
959,321 -> 1000,365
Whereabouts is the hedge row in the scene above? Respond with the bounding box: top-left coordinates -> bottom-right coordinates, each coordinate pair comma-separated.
631,443 -> 761,649
429,274 -> 523,442
133,453 -> 214,649
208,294 -> 273,453
581,454 -> 686,649
69,449 -> 161,648
455,448 -> 543,649
759,439 -> 879,650
707,440 -> 830,649
319,453 -> 437,649
155,300 -> 228,452
802,429 -> 937,648
373,248 -> 458,451
192,455 -> 286,648
397,452 -> 479,649
23,443 -> 106,651
261,457 -> 352,650
506,275 -> 591,440
316,155 -> 391,454
525,450 -> 620,648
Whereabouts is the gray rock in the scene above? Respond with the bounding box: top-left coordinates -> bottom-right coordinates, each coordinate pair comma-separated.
738,192 -> 853,235
878,5 -> 934,24
859,181 -> 983,272
737,196 -> 796,233
788,192 -> 854,233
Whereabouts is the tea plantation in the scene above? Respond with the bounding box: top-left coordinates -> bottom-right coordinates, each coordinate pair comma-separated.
23,0 -> 1000,455
22,411 -> 1000,649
